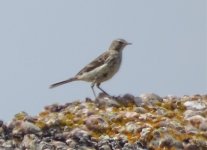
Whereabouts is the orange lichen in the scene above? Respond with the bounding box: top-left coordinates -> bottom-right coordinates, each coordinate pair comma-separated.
39,111 -> 50,117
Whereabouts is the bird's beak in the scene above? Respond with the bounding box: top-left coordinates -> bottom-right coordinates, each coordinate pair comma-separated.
127,42 -> 132,45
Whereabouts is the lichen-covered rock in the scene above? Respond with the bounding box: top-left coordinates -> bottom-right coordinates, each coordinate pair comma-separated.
12,121 -> 41,139
85,115 -> 109,131
0,93 -> 207,149
139,93 -> 163,105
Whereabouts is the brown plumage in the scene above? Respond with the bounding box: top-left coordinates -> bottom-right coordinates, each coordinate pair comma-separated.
50,39 -> 131,97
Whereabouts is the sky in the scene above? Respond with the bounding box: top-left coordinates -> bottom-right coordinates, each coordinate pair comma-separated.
0,0 -> 206,122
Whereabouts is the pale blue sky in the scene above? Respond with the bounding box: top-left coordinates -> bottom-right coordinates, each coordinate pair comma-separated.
0,0 -> 206,122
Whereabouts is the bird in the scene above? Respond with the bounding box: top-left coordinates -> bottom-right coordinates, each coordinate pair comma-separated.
50,38 -> 131,97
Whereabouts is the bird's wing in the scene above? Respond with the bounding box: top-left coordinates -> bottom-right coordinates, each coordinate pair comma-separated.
76,51 -> 110,76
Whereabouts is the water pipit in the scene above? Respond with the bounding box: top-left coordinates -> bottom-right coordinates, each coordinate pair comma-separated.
50,39 -> 131,97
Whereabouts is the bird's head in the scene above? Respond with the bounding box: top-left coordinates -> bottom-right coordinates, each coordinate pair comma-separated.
109,39 -> 132,52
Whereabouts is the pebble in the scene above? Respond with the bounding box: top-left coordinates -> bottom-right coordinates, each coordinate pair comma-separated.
184,101 -> 206,110
0,94 -> 206,149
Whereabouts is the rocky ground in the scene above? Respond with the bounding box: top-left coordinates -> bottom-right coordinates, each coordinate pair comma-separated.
0,93 -> 207,150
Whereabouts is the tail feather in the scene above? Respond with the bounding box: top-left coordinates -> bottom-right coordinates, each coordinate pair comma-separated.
49,77 -> 77,89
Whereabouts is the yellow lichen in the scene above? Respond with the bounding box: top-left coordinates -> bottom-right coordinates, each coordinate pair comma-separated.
35,121 -> 47,129
14,112 -> 27,121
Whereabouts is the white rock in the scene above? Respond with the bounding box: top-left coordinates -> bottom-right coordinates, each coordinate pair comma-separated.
184,101 -> 206,110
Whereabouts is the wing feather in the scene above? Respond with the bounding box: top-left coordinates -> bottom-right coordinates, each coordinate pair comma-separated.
76,51 -> 109,76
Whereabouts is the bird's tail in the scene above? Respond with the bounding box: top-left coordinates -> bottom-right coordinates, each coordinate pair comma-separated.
49,77 -> 77,89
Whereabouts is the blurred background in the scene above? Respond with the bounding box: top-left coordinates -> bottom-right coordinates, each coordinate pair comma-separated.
0,0 -> 206,122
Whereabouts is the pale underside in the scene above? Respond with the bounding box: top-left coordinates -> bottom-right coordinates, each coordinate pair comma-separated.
76,50 -> 122,84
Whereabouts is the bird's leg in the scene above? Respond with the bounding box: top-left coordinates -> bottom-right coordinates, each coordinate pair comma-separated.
91,83 -> 97,98
96,83 -> 110,96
